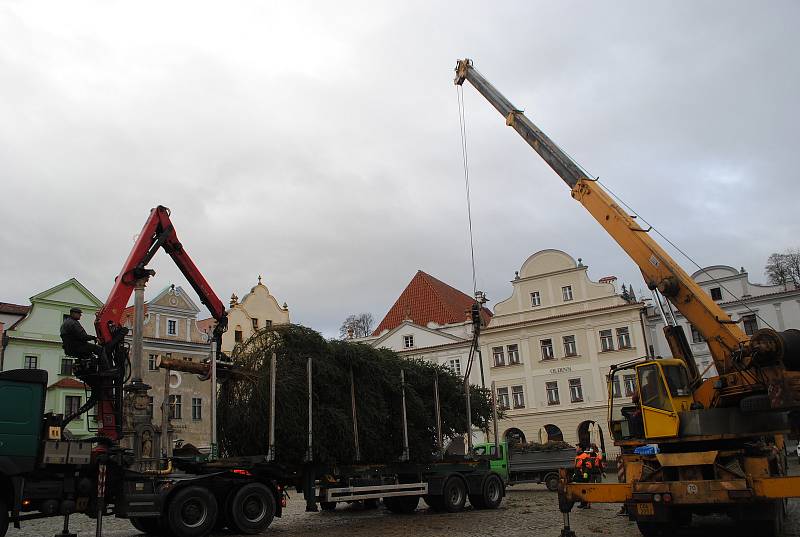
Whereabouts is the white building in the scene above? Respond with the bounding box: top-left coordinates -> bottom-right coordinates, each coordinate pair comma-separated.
482,249 -> 646,455
644,265 -> 800,377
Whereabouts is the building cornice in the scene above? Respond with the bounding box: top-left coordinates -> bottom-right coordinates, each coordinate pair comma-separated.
488,302 -> 644,333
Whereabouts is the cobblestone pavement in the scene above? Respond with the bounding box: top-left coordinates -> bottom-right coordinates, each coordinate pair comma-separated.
8,484 -> 800,537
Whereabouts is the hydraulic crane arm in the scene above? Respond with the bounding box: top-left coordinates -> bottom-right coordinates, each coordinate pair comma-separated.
454,59 -> 750,378
96,205 -> 227,344
80,205 -> 227,441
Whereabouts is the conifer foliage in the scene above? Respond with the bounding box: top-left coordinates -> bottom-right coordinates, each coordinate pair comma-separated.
217,324 -> 492,465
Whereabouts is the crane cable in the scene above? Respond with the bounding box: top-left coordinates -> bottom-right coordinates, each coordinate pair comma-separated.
547,136 -> 775,332
457,85 -> 478,296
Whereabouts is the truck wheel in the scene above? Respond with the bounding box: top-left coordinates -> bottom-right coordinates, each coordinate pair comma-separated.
383,495 -> 419,514
130,516 -> 162,534
166,486 -> 218,537
441,477 -> 467,513
227,483 -> 275,534
482,474 -> 504,509
320,501 -> 337,511
544,473 -> 559,492
0,499 -> 8,537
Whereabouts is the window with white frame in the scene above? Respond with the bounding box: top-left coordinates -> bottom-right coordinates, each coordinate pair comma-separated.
616,327 -> 631,349
540,339 -> 554,361
492,346 -> 506,367
448,358 -> 462,376
403,335 -> 414,349
530,291 -> 541,307
546,381 -> 560,405
563,335 -> 577,357
192,397 -> 202,420
65,395 -> 81,416
562,285 -> 573,301
741,314 -> 758,336
148,354 -> 158,371
600,329 -> 614,352
167,319 -> 177,336
24,355 -> 37,369
512,385 -> 525,408
507,344 -> 520,364
169,395 -> 182,419
569,378 -> 584,403
60,358 -> 74,376
497,387 -> 510,409
612,376 -> 621,397
623,374 -> 636,396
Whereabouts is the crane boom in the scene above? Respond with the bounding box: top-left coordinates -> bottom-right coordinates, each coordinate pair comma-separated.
454,59 -> 748,378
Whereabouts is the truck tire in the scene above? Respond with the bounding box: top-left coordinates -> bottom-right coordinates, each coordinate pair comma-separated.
544,472 -> 559,492
166,486 -> 218,537
0,499 -> 7,537
636,521 -> 675,536
383,495 -> 419,514
227,483 -> 275,534
470,473 -> 504,510
440,477 -> 467,513
320,501 -> 337,511
130,516 -> 162,534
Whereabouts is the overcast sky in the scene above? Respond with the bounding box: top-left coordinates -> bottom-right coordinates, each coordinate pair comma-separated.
1,1 -> 798,337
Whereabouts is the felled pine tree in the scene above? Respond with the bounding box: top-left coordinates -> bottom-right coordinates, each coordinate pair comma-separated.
217,324 -> 492,465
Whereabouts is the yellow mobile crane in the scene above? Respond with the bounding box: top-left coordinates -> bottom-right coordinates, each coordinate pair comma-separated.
455,58 -> 800,536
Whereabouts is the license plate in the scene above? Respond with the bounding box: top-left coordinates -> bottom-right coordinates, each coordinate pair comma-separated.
636,503 -> 654,516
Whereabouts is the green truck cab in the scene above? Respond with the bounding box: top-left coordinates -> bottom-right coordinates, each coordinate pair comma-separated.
473,441 -> 576,491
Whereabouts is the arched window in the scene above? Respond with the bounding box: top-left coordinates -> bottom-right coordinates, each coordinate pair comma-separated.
503,427 -> 526,447
540,424 -> 564,442
577,420 -> 606,453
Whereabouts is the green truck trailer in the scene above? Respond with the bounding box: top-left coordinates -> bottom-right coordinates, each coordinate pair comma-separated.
473,441 -> 576,491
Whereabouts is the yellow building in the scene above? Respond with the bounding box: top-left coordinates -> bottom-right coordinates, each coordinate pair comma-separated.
199,276 -> 290,356
484,250 -> 646,456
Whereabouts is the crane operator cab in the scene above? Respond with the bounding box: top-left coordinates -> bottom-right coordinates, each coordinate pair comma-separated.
608,359 -> 694,442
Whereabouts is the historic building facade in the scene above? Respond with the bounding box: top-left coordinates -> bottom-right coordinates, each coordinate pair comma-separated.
483,250 -> 645,455
644,265 -> 800,378
0,279 -> 103,438
199,276 -> 290,356
123,284 -> 214,452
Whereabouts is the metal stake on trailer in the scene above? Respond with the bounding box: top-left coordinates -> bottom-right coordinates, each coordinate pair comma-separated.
433,373 -> 443,460
491,380 -> 499,454
350,367 -> 360,462
210,330 -> 217,459
305,356 -> 313,463
400,369 -> 410,462
267,352 -> 277,462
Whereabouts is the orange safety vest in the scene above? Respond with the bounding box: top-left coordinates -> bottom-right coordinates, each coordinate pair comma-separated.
574,452 -> 593,470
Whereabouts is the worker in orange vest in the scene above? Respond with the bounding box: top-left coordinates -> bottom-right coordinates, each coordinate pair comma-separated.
573,447 -> 594,509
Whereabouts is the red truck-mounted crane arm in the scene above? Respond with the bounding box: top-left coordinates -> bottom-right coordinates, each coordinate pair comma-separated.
95,205 -> 227,343
77,205 -> 227,442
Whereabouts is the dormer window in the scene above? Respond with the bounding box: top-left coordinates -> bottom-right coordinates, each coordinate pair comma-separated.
252,318 -> 258,329
403,335 -> 415,349
530,291 -> 541,307
710,287 -> 722,301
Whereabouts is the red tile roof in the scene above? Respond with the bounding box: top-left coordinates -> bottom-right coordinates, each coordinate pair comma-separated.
49,378 -> 86,390
373,271 -> 492,336
0,302 -> 30,315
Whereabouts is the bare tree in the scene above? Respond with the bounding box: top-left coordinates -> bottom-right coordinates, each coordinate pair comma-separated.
339,313 -> 375,339
765,249 -> 800,289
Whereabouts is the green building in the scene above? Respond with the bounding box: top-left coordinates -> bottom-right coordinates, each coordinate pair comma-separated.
1,278 -> 103,437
